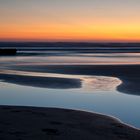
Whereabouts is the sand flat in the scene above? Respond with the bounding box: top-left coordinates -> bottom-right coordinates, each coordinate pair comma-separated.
0,106 -> 140,140
9,64 -> 140,95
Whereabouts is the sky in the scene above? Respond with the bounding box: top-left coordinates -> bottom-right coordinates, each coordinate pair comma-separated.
0,0 -> 140,42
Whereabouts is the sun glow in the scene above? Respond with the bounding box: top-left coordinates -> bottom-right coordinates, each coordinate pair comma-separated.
1,0 -> 140,42
1,22 -> 140,42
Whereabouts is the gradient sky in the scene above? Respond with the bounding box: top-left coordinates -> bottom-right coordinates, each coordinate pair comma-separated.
0,0 -> 140,42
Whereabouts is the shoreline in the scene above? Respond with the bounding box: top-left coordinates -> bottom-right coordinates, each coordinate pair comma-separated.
8,64 -> 140,95
1,64 -> 140,138
0,105 -> 140,140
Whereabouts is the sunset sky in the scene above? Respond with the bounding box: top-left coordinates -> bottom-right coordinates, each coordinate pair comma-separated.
0,0 -> 140,42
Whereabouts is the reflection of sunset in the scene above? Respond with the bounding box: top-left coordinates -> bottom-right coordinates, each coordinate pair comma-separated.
82,77 -> 121,91
0,69 -> 121,91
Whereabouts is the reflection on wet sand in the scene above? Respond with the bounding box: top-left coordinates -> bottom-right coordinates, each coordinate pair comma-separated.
82,76 -> 121,91
1,52 -> 140,95
9,64 -> 140,95
0,69 -> 121,92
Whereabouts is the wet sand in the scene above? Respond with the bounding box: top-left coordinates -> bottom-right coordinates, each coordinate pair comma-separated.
9,64 -> 140,95
0,105 -> 140,140
0,73 -> 81,89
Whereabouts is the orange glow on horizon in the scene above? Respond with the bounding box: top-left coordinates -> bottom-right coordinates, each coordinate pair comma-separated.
1,1 -> 140,42
1,21 -> 140,42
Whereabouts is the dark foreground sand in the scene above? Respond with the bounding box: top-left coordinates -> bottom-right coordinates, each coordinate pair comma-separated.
0,106 -> 140,140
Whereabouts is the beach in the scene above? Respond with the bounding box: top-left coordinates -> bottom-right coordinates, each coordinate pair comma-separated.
9,64 -> 140,95
0,105 -> 140,140
0,52 -> 140,139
